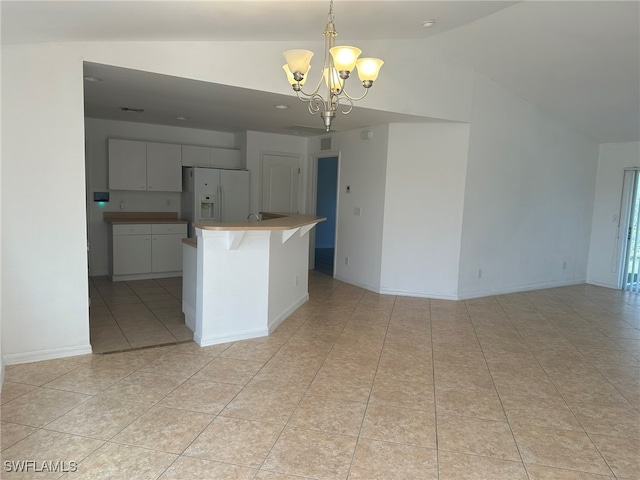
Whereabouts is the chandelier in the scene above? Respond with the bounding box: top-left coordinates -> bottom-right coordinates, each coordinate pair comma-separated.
282,0 -> 384,132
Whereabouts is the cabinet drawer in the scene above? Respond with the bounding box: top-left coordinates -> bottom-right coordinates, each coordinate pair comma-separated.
113,224 -> 152,236
152,223 -> 187,235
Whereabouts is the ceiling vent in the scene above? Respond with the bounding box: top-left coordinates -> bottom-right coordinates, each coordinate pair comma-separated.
119,107 -> 144,113
285,125 -> 329,136
320,137 -> 332,151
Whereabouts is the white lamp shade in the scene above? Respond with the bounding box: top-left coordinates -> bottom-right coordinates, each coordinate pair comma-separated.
282,64 -> 310,85
329,46 -> 362,72
323,68 -> 344,91
356,58 -> 384,82
283,49 -> 314,75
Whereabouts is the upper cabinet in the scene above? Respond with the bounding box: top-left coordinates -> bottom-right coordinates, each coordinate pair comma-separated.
146,142 -> 182,191
109,138 -> 243,192
182,144 -> 242,170
181,145 -> 210,168
108,139 -> 147,191
109,139 -> 182,192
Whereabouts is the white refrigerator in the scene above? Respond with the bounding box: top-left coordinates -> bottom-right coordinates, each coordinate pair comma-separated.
181,167 -> 250,237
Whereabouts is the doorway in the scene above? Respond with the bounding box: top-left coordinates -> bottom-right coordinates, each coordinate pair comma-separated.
619,169 -> 640,292
314,156 -> 339,276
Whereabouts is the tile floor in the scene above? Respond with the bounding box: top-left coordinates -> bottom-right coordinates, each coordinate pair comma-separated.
87,276 -> 193,353
1,273 -> 639,479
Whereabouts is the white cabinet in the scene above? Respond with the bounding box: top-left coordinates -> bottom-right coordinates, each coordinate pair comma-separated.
108,139 -> 147,191
108,139 -> 182,192
210,147 -> 242,169
110,223 -> 187,281
181,145 -> 210,168
147,142 -> 182,191
181,145 -> 242,170
151,224 -> 186,273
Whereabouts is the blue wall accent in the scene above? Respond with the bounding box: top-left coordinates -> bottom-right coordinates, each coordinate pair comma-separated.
316,156 -> 338,248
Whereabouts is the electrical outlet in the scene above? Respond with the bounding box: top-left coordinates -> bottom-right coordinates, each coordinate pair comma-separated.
476,269 -> 482,279
345,257 -> 349,265
295,275 -> 299,286
562,261 -> 567,270
119,200 -> 125,210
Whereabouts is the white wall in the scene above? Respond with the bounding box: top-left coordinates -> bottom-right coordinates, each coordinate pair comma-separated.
0,21 -> 3,382
380,122 -> 470,299
325,125 -> 390,292
457,76 -> 599,298
85,117 -> 237,276
2,44 -> 91,363
2,35 -> 602,363
245,130 -> 309,216
587,142 -> 640,287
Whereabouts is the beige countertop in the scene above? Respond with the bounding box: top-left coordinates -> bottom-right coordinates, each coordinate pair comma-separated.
104,212 -> 188,225
194,213 -> 325,231
182,238 -> 197,248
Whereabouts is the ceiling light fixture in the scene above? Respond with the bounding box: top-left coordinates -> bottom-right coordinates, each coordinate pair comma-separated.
421,19 -> 436,29
273,104 -> 290,110
175,116 -> 189,121
282,0 -> 383,132
83,76 -> 103,82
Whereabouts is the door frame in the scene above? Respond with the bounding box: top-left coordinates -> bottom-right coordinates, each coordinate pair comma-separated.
308,151 -> 341,272
617,168 -> 640,290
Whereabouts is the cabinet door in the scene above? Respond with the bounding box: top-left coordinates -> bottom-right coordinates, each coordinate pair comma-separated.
113,235 -> 152,275
108,139 -> 147,191
147,142 -> 182,192
210,147 -> 242,169
182,145 -> 210,167
151,234 -> 184,273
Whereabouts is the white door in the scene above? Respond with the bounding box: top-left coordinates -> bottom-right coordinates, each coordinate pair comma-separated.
262,154 -> 300,213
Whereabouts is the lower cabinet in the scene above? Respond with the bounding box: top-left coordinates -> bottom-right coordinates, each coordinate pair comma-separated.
111,223 -> 187,281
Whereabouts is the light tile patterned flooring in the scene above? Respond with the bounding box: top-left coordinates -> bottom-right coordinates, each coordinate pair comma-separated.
88,276 -> 193,353
1,273 -> 639,479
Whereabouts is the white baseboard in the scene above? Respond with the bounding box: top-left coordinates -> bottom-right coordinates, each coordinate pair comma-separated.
111,271 -> 183,282
268,294 -> 309,333
378,287 -> 459,300
585,279 -> 618,289
332,275 -> 380,294
3,344 -> 93,366
195,327 -> 269,347
456,279 -> 587,300
183,304 -> 196,333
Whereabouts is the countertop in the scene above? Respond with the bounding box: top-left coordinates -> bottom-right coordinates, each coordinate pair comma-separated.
104,212 -> 188,225
194,213 -> 325,231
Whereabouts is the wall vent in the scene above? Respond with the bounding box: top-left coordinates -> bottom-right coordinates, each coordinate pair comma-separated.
320,137 -> 332,151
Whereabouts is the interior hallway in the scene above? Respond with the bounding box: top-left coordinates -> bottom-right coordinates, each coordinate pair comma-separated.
1,273 -> 638,479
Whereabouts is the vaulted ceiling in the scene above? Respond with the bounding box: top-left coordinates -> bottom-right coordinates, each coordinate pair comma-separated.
2,1 -> 638,142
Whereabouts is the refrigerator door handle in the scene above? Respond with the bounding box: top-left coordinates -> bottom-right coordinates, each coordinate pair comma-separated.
220,185 -> 225,222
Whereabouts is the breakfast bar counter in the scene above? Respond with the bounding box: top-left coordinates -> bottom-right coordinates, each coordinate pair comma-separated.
182,213 -> 325,346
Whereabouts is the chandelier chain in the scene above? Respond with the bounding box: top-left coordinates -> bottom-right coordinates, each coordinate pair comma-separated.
282,0 -> 383,131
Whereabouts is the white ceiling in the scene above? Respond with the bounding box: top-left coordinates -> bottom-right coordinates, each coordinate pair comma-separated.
2,1 -> 638,142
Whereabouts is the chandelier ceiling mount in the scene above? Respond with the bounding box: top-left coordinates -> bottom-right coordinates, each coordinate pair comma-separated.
282,0 -> 384,132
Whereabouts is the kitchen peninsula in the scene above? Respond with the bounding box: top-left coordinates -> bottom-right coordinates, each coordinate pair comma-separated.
182,213 -> 325,346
